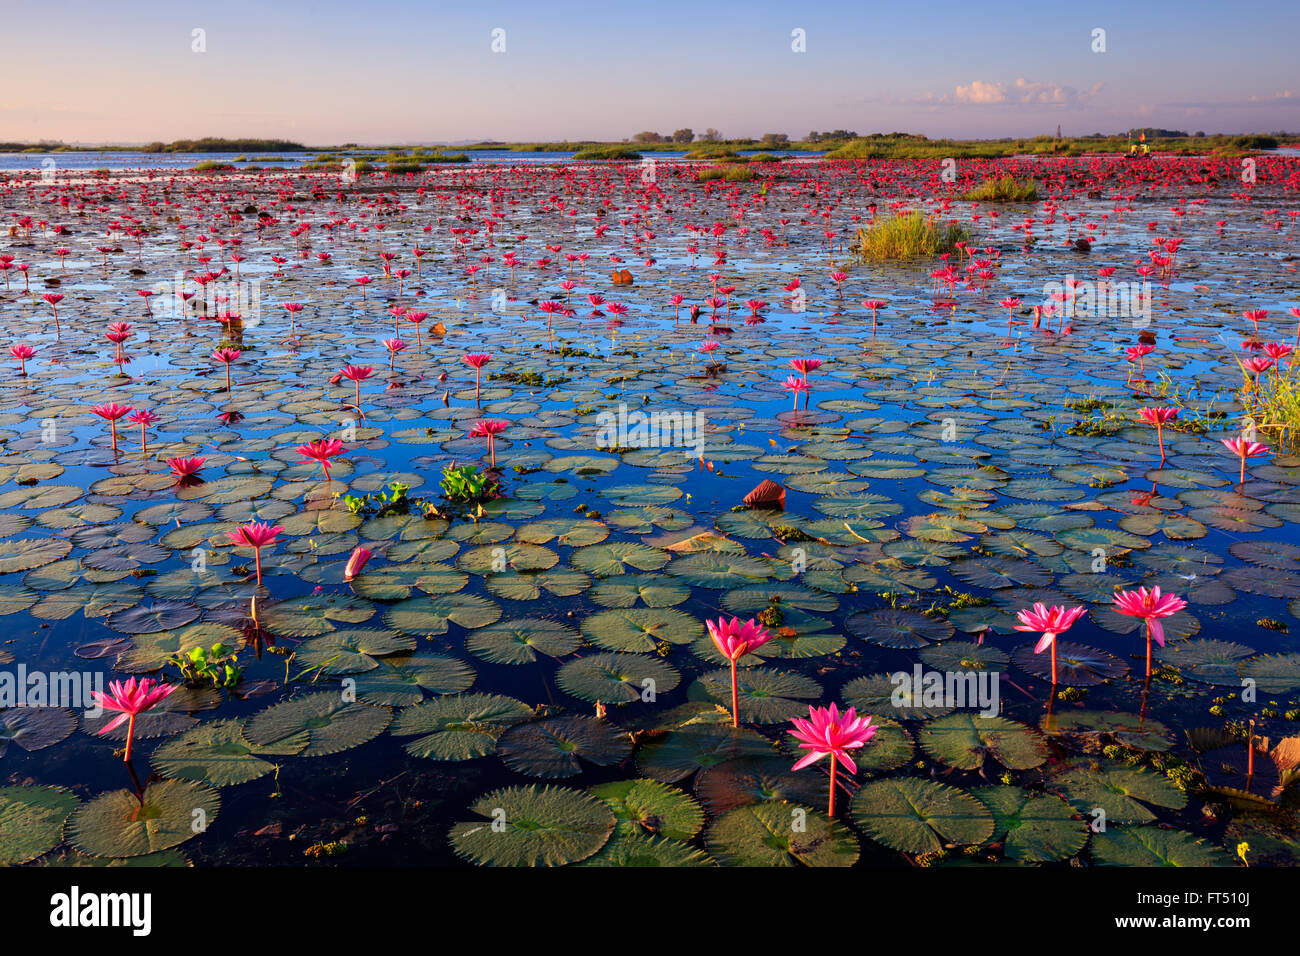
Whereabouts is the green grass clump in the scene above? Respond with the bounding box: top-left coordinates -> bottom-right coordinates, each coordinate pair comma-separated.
191,160 -> 235,172
1242,362 -> 1300,450
962,175 -> 1038,202
856,212 -> 967,261
386,161 -> 425,175
572,146 -> 641,161
696,165 -> 756,182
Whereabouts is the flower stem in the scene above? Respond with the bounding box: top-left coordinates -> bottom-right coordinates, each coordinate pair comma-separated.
828,753 -> 837,816
730,660 -> 739,728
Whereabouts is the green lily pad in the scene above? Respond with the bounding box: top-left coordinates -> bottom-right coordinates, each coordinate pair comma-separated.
577,830 -> 714,867
0,785 -> 80,864
556,653 -> 680,706
851,778 -> 994,855
295,629 -> 417,675
244,694 -> 391,757
582,607 -> 703,652
694,667 -> 822,724
972,786 -> 1087,863
449,785 -> 614,866
69,780 -> 220,858
466,618 -> 581,665
919,714 -> 1048,771
391,693 -> 533,760
1091,825 -> 1229,866
1052,762 -> 1188,823
588,778 -> 705,841
498,716 -> 632,778
704,801 -> 859,867
152,718 -> 307,786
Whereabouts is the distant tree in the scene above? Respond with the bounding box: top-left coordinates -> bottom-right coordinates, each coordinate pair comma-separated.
633,131 -> 665,144
759,133 -> 790,147
807,131 -> 822,143
702,128 -> 721,142
671,128 -> 694,144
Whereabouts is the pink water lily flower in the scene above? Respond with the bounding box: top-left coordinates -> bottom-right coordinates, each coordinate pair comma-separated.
468,419 -> 509,468
228,521 -> 283,586
788,357 -> 823,380
1014,603 -> 1088,686
1113,586 -> 1188,681
344,546 -> 372,581
1137,407 -> 1179,464
296,438 -> 346,483
707,616 -> 773,728
167,456 -> 206,485
91,677 -> 176,763
93,402 -> 134,454
462,353 -> 492,404
1221,436 -> 1270,486
789,703 -> 877,816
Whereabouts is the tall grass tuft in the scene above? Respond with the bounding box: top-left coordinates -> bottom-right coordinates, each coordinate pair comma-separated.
962,175 -> 1038,202
856,212 -> 968,261
1240,359 -> 1300,449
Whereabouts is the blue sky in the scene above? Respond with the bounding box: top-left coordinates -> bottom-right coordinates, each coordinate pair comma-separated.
2,0 -> 1297,143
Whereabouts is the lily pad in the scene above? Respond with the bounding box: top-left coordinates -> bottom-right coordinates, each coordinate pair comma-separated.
851,778 -> 994,854
69,780 -> 220,858
449,785 -> 614,867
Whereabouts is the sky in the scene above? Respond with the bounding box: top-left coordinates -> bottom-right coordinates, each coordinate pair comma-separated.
2,0 -> 1297,145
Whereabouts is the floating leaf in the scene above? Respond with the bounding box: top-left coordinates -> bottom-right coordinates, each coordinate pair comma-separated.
244,694 -> 391,757
1091,826 -> 1228,867
0,785 -> 79,864
466,618 -> 580,665
972,786 -> 1087,863
556,653 -> 680,706
152,718 -> 306,786
449,785 -> 614,867
920,714 -> 1047,771
69,780 -> 220,858
705,801 -> 859,867
851,778 -> 994,854
391,693 -> 533,760
498,716 -> 632,778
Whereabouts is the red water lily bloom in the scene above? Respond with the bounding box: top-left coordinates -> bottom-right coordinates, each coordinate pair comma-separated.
1113,586 -> 1188,681
1137,406 -> 1179,464
706,616 -> 774,728
167,456 -> 206,485
789,703 -> 877,816
1014,603 -> 1088,685
339,365 -> 374,410
296,438 -> 346,483
468,419 -> 509,468
90,677 -> 176,763
462,352 -> 492,404
228,521 -> 283,586
1221,436 -> 1270,485
93,402 -> 134,454
9,344 -> 34,376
